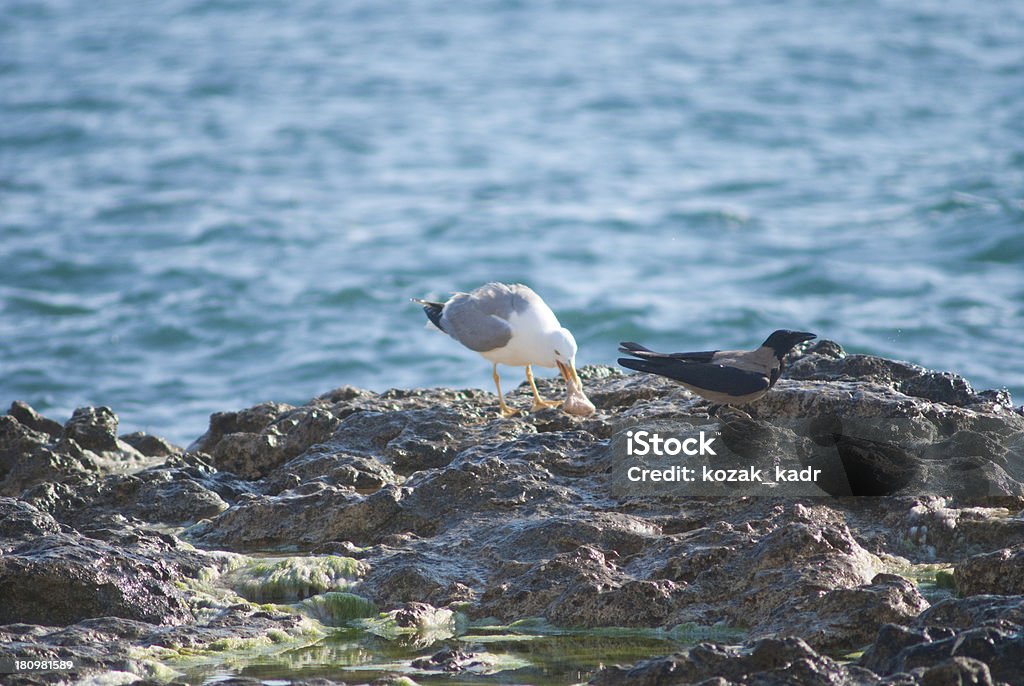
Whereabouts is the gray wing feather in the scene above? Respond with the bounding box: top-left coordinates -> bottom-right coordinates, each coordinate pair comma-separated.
441,283 -> 528,352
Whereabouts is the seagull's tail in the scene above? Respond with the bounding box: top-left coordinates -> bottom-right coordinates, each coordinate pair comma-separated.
411,298 -> 446,331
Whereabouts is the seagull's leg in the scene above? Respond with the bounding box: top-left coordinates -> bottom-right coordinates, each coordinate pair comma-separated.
526,365 -> 561,411
493,364 -> 517,417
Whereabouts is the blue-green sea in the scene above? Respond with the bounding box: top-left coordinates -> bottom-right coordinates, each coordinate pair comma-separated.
2,0 -> 1023,445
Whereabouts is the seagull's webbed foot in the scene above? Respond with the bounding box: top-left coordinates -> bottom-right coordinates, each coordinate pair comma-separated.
526,365 -> 561,412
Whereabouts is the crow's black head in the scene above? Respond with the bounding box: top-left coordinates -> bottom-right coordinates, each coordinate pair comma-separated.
762,330 -> 817,359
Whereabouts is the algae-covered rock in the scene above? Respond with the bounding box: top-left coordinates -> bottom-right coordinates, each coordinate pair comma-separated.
228,555 -> 366,602
299,591 -> 377,625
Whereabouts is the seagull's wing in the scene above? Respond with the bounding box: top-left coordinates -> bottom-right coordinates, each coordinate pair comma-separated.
618,342 -> 719,363
440,286 -> 518,353
617,357 -> 770,396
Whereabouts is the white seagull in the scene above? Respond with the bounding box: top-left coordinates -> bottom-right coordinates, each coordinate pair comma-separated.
413,282 -> 595,416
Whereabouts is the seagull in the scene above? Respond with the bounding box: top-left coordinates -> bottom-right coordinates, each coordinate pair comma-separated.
617,330 -> 817,408
413,282 -> 593,416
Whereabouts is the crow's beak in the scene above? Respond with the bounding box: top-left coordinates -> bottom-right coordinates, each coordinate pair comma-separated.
795,332 -> 818,344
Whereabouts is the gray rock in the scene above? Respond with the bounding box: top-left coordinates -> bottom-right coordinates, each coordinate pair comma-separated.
0,498 -> 62,544
0,532 -> 193,626
8,401 -> 63,439
120,431 -> 180,458
62,406 -> 120,453
955,545 -> 1024,596
589,637 -> 881,686
920,657 -> 993,686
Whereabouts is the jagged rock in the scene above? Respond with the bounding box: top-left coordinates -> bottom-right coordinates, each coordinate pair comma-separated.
861,624 -> 1023,685
8,401 -> 63,438
590,637 -> 879,686
787,346 -> 993,407
920,657 -> 993,686
62,407 -> 120,453
913,595 -> 1024,630
187,484 -> 407,549
0,415 -> 98,496
390,602 -> 455,631
120,432 -> 180,458
411,647 -> 484,672
0,532 -> 193,626
756,573 -> 929,651
955,545 -> 1024,596
0,497 -> 62,545
2,342 -> 1023,683
261,449 -> 401,495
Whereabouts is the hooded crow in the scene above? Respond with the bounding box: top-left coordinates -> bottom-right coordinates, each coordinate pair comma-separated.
617,330 -> 817,406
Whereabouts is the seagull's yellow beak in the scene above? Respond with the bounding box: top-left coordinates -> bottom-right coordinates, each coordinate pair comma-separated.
557,360 -> 581,388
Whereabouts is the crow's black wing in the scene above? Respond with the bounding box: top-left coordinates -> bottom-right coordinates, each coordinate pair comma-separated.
618,342 -> 719,363
617,357 -> 769,397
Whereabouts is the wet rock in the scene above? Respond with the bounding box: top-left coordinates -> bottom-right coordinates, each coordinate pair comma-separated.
187,401 -> 324,479
920,657 -> 993,686
0,532 -> 193,626
0,497 -> 62,544
955,545 -> 1024,596
590,637 -> 877,686
411,647 -> 483,672
862,625 -> 1023,685
476,532 -> 684,626
914,595 -> 1024,630
8,401 -> 63,438
787,345 -> 988,407
757,573 -> 929,651
261,449 -> 401,495
63,406 -> 120,453
0,608 -> 320,685
187,484 -> 407,549
120,431 -> 180,458
901,499 -> 1024,561
390,602 -> 455,632
0,415 -> 98,496
360,550 -> 468,607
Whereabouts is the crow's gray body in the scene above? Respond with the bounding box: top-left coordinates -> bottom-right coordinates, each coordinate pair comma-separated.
617,330 -> 816,405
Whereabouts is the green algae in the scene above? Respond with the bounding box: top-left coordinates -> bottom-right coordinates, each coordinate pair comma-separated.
896,562 -> 958,603
300,592 -> 378,625
934,569 -> 956,589
166,621 -> 708,686
228,555 -> 366,603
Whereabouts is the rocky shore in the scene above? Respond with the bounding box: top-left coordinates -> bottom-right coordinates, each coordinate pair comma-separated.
2,340 -> 1023,685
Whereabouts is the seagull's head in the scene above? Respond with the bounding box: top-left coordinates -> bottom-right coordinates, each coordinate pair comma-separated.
548,327 -> 580,386
548,327 -> 595,417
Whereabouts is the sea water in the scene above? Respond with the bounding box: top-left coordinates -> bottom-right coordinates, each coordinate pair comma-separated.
2,0 -> 1022,444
